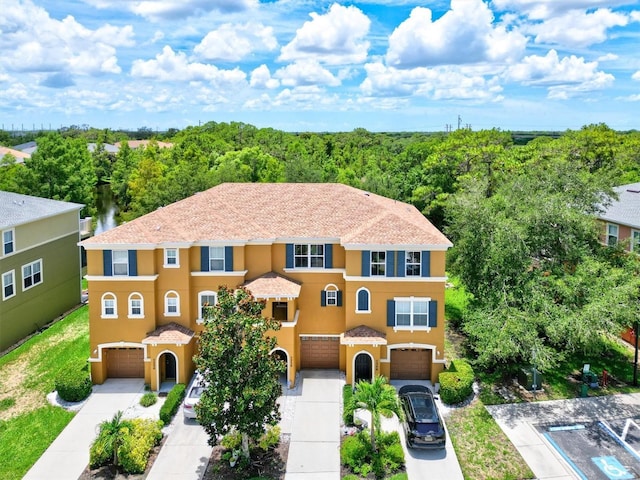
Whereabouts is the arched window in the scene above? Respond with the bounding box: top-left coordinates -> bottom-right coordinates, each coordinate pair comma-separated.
321,284 -> 342,307
199,291 -> 218,321
128,292 -> 144,318
164,291 -> 180,316
356,287 -> 370,313
101,292 -> 117,318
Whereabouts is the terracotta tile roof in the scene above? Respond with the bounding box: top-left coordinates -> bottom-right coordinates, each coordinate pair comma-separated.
142,322 -> 195,345
0,146 -> 30,163
341,325 -> 387,345
243,272 -> 302,299
81,183 -> 452,248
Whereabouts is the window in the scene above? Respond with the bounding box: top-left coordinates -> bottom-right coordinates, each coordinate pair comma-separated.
632,231 -> 640,252
393,298 -> 431,328
2,270 -> 15,300
406,251 -> 421,276
164,291 -> 180,316
2,229 -> 14,255
128,293 -> 144,318
295,244 -> 324,268
112,250 -> 129,275
22,259 -> 42,290
199,291 -> 218,319
371,251 -> 385,276
164,248 -> 179,267
321,284 -> 341,307
607,224 -> 619,246
356,287 -> 370,313
209,247 -> 224,271
101,293 -> 117,318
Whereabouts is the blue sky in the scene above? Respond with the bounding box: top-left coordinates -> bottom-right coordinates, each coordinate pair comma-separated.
1,0 -> 639,132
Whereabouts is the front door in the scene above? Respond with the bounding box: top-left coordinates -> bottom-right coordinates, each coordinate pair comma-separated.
164,353 -> 176,380
354,353 -> 372,383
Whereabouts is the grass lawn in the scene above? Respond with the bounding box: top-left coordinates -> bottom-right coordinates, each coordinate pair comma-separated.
0,305 -> 89,479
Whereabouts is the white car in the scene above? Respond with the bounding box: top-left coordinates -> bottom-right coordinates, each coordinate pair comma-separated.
183,374 -> 205,420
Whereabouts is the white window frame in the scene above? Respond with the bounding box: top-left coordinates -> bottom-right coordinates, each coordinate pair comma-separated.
112,250 -> 129,276
632,230 -> 640,252
164,291 -> 180,317
324,284 -> 339,307
164,248 -> 179,268
371,251 -> 385,276
356,287 -> 370,314
394,297 -> 430,329
198,290 -> 218,323
2,229 -> 14,256
2,270 -> 15,300
607,223 -> 619,246
209,247 -> 225,271
294,244 -> 324,268
22,259 -> 43,291
128,292 -> 144,318
101,292 -> 118,318
405,251 -> 421,276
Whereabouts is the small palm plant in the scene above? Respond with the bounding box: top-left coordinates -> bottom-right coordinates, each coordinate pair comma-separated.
94,410 -> 132,468
352,376 -> 403,451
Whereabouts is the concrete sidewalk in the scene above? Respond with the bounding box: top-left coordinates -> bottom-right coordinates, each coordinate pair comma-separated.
487,392 -> 640,480
24,379 -> 150,480
285,370 -> 343,480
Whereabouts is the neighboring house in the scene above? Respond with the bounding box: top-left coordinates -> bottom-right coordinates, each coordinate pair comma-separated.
0,191 -> 85,352
598,182 -> 640,252
113,140 -> 173,149
0,146 -> 30,164
80,183 -> 452,391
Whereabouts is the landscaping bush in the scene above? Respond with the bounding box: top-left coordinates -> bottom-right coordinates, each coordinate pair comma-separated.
439,359 -> 475,405
139,392 -> 157,407
221,430 -> 242,450
119,418 -> 163,474
258,425 -> 280,450
341,430 -> 405,479
343,384 -> 355,425
159,383 -> 185,425
54,369 -> 92,402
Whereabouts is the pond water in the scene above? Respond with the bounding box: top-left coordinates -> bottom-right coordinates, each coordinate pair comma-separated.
94,184 -> 118,234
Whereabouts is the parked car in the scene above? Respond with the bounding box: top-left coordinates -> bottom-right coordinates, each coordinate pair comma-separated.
183,373 -> 205,420
399,385 -> 446,449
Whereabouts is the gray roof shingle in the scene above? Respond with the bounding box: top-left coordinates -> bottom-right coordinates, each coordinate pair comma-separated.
599,182 -> 640,229
0,191 -> 83,229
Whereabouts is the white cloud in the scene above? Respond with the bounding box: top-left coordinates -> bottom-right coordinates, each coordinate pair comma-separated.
275,60 -> 341,87
492,0 -> 633,20
279,3 -> 370,65
598,53 -> 619,61
83,0 -> 257,21
250,65 -> 280,89
0,0 -> 132,76
506,49 -> 614,98
131,46 -> 247,87
632,71 -> 640,81
526,8 -> 628,47
194,23 -> 278,62
272,86 -> 339,109
386,0 -> 527,68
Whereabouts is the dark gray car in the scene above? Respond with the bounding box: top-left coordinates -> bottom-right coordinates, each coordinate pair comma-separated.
399,385 -> 446,449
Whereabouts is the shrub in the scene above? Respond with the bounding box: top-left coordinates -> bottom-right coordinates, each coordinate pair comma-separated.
119,418 -> 163,474
341,431 -> 373,475
139,392 -> 157,407
439,359 -> 475,405
341,429 -> 405,479
55,369 -> 92,402
221,430 -> 242,450
159,383 -> 185,425
343,384 -> 356,425
258,425 -> 280,450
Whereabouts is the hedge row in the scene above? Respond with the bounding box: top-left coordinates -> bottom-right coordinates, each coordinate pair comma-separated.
159,383 -> 186,425
438,359 -> 475,405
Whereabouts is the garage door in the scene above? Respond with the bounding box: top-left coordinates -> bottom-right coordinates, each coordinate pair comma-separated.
300,336 -> 339,369
106,348 -> 144,378
390,349 -> 431,380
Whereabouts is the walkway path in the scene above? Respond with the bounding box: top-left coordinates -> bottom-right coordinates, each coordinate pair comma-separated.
24,379 -> 150,480
285,370 -> 343,479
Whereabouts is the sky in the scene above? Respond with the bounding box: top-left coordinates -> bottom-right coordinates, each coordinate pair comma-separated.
1,0 -> 640,133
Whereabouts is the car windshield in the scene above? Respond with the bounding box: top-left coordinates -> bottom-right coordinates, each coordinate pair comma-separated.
409,394 -> 438,423
189,386 -> 205,399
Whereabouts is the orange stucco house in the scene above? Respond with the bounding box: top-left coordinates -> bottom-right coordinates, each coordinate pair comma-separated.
80,183 -> 452,391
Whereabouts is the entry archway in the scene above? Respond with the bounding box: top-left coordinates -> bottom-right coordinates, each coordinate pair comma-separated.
157,351 -> 178,390
270,348 -> 290,388
353,351 -> 373,385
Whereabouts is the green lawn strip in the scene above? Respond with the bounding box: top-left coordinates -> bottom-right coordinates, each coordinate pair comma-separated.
0,405 -> 75,479
446,401 -> 533,480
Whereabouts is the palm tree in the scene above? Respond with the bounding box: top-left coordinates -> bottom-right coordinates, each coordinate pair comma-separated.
352,376 -> 403,451
94,410 -> 132,468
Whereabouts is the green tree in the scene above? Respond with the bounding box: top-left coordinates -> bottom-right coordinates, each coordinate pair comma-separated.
194,286 -> 284,460
92,410 -> 132,468
352,376 -> 403,452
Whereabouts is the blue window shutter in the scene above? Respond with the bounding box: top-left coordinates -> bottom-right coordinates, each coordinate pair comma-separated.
286,244 -> 294,269
321,290 -> 327,307
103,250 -> 112,276
421,251 -> 431,277
387,300 -> 395,326
337,290 -> 343,307
128,250 -> 137,276
225,246 -> 233,272
386,251 -> 395,277
429,300 -> 438,327
396,251 -> 405,277
200,246 -> 209,272
358,289 -> 369,311
361,251 -> 370,277
324,244 -> 333,268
